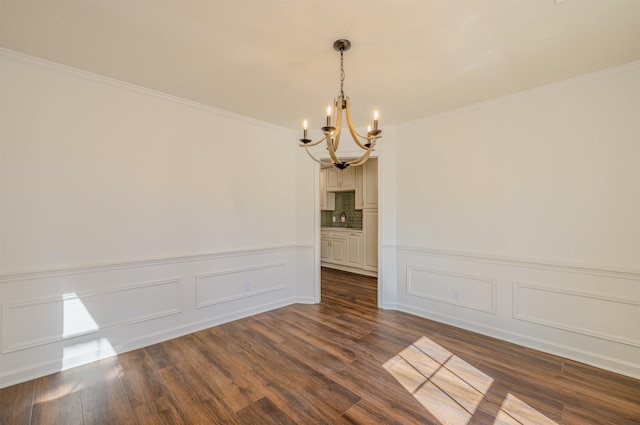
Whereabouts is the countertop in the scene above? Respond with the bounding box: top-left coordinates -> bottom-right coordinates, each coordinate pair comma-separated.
321,226 -> 363,232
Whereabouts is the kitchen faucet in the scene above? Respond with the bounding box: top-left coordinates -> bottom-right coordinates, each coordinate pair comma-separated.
339,211 -> 347,227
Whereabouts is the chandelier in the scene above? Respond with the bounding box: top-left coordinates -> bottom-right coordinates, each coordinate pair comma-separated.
299,39 -> 382,169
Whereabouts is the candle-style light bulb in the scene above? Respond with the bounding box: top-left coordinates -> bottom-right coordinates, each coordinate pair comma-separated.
303,119 -> 308,139
373,110 -> 379,131
367,125 -> 372,134
326,106 -> 332,127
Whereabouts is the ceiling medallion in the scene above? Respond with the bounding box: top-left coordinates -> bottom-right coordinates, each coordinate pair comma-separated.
299,39 -> 382,169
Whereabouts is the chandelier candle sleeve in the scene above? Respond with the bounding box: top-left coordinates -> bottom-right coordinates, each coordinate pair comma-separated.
374,111 -> 379,131
326,107 -> 332,127
303,120 -> 308,139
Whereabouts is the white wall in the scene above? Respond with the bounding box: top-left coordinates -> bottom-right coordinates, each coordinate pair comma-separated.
0,50 -> 303,387
395,62 -> 640,378
2,46 -> 638,388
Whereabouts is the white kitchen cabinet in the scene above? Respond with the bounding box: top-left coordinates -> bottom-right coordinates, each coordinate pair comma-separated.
320,168 -> 335,211
321,229 -> 364,270
363,210 -> 378,272
363,158 -> 378,209
326,167 -> 356,191
346,232 -> 363,268
320,230 -> 348,265
355,166 -> 364,210
320,238 -> 330,262
355,159 -> 377,210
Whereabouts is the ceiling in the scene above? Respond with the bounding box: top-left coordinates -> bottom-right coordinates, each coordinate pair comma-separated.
1,1 -> 639,130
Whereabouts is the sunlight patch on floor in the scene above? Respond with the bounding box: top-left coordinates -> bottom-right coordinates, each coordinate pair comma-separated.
62,338 -> 117,370
495,393 -> 558,425
383,336 -> 558,425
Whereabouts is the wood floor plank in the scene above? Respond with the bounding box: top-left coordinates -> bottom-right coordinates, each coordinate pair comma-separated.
1,266 -> 639,424
30,369 -> 84,425
341,398 -> 439,425
328,360 -> 441,424
249,365 -> 355,425
236,396 -> 298,425
74,358 -> 137,425
228,326 -> 362,419
132,395 -> 191,425
0,380 -> 34,425
158,363 -> 241,425
116,349 -> 175,409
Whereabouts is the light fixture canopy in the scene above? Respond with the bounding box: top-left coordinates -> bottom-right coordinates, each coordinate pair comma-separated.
299,39 -> 382,169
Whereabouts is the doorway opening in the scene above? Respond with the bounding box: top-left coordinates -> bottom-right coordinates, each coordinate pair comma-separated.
318,157 -> 379,304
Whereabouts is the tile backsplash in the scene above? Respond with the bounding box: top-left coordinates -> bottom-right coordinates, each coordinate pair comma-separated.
321,191 -> 363,229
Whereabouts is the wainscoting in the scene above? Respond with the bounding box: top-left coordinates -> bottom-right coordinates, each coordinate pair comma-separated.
2,267 -> 638,424
397,247 -> 640,379
0,246 -> 299,388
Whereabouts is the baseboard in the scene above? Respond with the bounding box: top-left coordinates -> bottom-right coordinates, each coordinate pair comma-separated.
294,296 -> 317,304
398,302 -> 640,380
321,262 -> 378,277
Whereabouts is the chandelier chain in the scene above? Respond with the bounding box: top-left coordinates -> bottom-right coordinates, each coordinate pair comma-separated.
339,49 -> 345,98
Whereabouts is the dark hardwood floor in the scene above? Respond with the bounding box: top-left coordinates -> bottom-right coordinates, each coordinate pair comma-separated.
2,267 -> 639,424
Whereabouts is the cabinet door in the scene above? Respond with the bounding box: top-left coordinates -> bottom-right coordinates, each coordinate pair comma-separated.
326,167 -> 356,191
326,168 -> 341,191
363,210 -> 378,271
363,158 -> 378,208
320,169 -> 335,211
347,232 -> 363,268
330,237 -> 347,264
340,167 -> 356,190
320,237 -> 330,261
355,166 -> 364,210
320,168 -> 327,210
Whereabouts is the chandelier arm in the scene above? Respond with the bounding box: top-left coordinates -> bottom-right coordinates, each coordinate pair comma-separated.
299,134 -> 328,147
326,131 -> 343,165
344,97 -> 377,149
331,96 -> 344,152
303,146 -> 334,165
332,123 -> 342,152
346,142 -> 376,166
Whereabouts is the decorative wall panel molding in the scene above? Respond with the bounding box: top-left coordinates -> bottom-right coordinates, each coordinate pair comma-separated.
2,278 -> 181,353
513,282 -> 640,348
0,245 -> 295,284
406,266 -> 497,314
195,263 -> 287,308
398,246 -> 640,280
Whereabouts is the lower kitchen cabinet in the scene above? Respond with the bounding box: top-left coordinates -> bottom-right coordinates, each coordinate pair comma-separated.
347,232 -> 363,268
321,229 -> 365,273
321,231 -> 347,265
363,209 -> 378,272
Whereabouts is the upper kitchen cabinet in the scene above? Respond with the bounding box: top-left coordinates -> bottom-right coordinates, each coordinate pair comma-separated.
362,158 -> 378,209
326,167 -> 356,191
320,168 -> 336,211
355,158 -> 378,210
